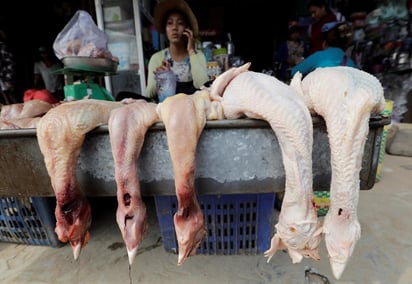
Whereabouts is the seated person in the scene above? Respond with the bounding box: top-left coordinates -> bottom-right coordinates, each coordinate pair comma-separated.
33,46 -> 65,101
291,21 -> 357,77
274,21 -> 308,82
145,0 -> 209,102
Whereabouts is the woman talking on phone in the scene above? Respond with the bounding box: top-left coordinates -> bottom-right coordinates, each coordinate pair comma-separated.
145,0 -> 209,102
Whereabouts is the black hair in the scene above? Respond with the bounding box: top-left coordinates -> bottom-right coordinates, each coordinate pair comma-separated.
307,0 -> 329,9
323,22 -> 352,49
288,25 -> 302,35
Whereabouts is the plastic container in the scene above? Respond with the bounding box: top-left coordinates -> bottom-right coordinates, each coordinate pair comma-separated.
313,191 -> 330,217
0,197 -> 62,247
207,61 -> 222,80
155,70 -> 177,102
154,193 -> 275,255
276,191 -> 330,217
376,99 -> 394,182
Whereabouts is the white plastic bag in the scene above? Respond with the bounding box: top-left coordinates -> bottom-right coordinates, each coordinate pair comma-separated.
53,10 -> 112,59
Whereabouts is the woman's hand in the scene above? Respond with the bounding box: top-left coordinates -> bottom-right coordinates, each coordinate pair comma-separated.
155,59 -> 171,73
183,28 -> 196,54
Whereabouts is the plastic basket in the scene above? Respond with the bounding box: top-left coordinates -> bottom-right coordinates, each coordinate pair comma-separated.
0,197 -> 62,247
154,193 -> 275,255
376,99 -> 393,182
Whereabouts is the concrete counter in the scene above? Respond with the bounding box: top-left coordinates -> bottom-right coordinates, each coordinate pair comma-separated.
0,115 -> 390,197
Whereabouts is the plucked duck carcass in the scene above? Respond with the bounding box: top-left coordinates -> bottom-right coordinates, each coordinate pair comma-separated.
36,99 -> 123,260
210,65 -> 322,264
290,66 -> 385,279
157,90 -> 224,265
0,99 -> 57,129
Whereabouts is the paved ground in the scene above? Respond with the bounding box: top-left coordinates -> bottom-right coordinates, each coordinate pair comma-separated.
0,153 -> 411,284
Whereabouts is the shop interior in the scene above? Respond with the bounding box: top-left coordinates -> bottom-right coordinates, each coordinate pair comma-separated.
0,0 -> 400,103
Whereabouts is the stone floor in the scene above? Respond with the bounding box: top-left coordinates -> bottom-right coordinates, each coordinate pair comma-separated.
0,153 -> 411,284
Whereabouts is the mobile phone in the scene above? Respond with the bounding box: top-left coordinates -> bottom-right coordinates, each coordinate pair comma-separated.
167,58 -> 173,67
183,31 -> 189,46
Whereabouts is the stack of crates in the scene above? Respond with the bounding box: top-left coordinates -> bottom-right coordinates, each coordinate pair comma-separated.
0,197 -> 62,247
154,193 -> 275,255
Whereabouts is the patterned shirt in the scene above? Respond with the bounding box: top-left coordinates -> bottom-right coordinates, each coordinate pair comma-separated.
164,49 -> 193,82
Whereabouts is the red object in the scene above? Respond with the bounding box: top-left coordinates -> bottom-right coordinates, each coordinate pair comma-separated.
308,12 -> 338,55
23,89 -> 59,104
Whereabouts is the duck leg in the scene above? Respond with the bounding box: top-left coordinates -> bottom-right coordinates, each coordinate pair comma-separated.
217,70 -> 322,263
292,67 -> 385,279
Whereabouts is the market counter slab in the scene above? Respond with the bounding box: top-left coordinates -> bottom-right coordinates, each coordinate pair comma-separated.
0,116 -> 390,197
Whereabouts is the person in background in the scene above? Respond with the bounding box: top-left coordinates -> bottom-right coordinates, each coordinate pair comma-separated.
274,21 -> 308,82
33,46 -> 65,102
307,0 -> 338,55
145,0 -> 209,102
0,29 -> 16,104
291,21 -> 357,77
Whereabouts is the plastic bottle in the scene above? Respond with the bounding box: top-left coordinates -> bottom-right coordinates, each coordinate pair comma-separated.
226,33 -> 235,56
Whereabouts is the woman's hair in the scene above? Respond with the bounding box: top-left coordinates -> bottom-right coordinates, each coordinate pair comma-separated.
161,9 -> 190,30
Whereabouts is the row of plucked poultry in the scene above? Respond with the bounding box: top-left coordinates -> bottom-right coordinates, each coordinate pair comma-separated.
0,64 -> 385,280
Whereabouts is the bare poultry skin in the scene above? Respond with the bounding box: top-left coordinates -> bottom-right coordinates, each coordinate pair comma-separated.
36,99 -> 123,260
290,66 -> 385,279
0,99 -> 56,129
157,90 -> 223,266
0,117 -> 41,129
108,99 -> 160,265
0,102 -> 24,120
17,100 -> 57,119
210,67 -> 322,264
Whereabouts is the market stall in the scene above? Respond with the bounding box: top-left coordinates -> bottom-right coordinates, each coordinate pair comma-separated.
0,115 -> 389,197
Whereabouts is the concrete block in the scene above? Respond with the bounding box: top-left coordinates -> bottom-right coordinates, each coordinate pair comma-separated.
386,123 -> 412,157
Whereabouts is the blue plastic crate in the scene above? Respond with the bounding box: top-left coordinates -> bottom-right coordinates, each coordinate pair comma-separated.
0,197 -> 62,247
154,193 -> 275,255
